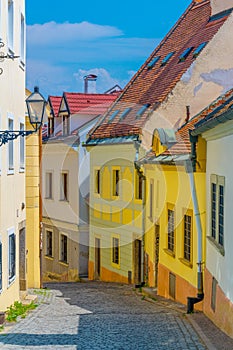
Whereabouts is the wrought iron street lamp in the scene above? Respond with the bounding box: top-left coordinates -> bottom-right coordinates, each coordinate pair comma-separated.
0,86 -> 46,146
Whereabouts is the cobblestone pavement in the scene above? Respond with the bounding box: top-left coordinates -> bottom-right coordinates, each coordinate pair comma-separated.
0,281 -> 208,350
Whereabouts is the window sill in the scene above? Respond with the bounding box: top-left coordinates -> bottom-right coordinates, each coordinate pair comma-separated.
164,248 -> 175,258
8,276 -> 16,288
45,255 -> 54,261
135,198 -> 143,204
19,167 -> 25,173
7,169 -> 14,175
207,236 -> 225,256
59,199 -> 69,203
59,260 -> 68,267
111,262 -> 120,269
112,195 -> 119,200
45,197 -> 54,201
179,257 -> 193,268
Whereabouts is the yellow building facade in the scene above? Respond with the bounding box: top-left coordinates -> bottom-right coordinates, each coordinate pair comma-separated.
87,140 -> 146,284
25,101 -> 41,289
140,122 -> 207,309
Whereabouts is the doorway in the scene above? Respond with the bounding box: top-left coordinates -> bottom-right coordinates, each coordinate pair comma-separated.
134,239 -> 141,285
155,225 -> 160,287
95,238 -> 101,279
19,228 -> 26,291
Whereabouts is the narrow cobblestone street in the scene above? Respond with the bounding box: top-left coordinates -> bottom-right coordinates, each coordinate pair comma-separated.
0,281 -> 209,350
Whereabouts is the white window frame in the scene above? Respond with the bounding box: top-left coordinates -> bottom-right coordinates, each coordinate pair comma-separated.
8,114 -> 14,174
20,13 -> 25,64
45,229 -> 53,258
59,233 -> 68,264
8,227 -> 16,286
19,121 -> 25,171
8,0 -> 14,52
45,171 -> 53,199
60,171 -> 68,201
210,174 -> 225,249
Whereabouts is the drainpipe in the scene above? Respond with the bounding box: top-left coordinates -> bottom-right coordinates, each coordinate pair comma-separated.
134,140 -> 145,287
186,133 -> 204,313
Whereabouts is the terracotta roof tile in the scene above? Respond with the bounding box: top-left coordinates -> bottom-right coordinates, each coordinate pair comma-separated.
48,96 -> 62,117
161,87 -> 233,156
63,92 -> 119,115
89,0 -> 232,140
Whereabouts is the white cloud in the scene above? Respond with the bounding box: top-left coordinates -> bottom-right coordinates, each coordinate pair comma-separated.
26,21 -> 160,96
27,21 -> 123,45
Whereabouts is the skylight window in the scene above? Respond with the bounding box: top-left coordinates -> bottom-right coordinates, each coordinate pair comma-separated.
193,42 -> 208,58
147,56 -> 160,69
179,47 -> 193,62
161,52 -> 175,66
136,104 -> 150,119
108,110 -> 119,123
119,107 -> 131,121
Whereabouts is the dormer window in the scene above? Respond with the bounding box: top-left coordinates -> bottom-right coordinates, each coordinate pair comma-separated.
136,104 -> 150,119
147,56 -> 160,69
63,115 -> 70,135
161,52 -> 175,66
193,42 -> 208,58
108,110 -> 119,123
179,47 -> 193,62
119,107 -> 131,121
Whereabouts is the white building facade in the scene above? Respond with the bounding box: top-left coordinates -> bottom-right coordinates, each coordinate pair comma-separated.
0,0 -> 26,310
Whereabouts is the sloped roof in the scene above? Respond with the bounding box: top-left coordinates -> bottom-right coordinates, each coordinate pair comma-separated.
140,87 -> 233,163
63,92 -> 119,115
48,96 -> 62,118
89,0 -> 232,141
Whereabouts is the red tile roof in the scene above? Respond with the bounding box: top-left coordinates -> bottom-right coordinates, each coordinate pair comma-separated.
63,92 -> 119,115
48,96 -> 62,118
156,87 -> 233,157
89,0 -> 232,140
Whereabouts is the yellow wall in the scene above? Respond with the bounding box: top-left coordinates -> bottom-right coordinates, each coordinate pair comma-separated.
144,163 -> 206,305
25,116 -> 41,288
89,142 -> 145,283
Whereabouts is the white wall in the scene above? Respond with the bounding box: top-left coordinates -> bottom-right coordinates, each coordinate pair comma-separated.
144,11 -> 233,149
204,122 -> 233,302
0,0 -> 26,309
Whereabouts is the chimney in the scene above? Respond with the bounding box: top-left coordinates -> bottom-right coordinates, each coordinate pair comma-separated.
185,105 -> 190,123
83,74 -> 97,93
210,0 -> 233,16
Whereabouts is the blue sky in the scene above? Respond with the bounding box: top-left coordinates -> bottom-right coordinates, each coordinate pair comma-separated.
26,0 -> 191,97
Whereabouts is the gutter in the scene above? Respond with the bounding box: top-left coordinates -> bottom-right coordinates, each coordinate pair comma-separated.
185,136 -> 204,313
134,140 -> 146,287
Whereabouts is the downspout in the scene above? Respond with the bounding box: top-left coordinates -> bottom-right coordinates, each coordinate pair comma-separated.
186,133 -> 204,313
134,139 -> 145,287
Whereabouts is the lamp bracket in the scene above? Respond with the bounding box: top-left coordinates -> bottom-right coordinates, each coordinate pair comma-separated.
0,129 -> 37,146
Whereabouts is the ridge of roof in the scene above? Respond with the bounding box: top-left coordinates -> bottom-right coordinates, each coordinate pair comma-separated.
89,0 -> 231,141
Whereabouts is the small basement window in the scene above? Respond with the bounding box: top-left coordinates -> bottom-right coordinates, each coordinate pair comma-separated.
147,56 -> 160,69
119,107 -> 131,121
108,110 -> 119,123
179,47 -> 193,62
193,42 -> 208,58
136,104 -> 150,119
161,52 -> 175,66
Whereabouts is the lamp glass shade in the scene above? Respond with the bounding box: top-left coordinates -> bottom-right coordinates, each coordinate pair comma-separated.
26,87 -> 46,127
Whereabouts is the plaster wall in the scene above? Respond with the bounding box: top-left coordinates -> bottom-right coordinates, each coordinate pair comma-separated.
42,142 -> 79,225
143,12 -> 233,149
0,0 -> 26,311
89,143 -> 145,282
211,0 -> 233,16
204,124 -> 233,303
